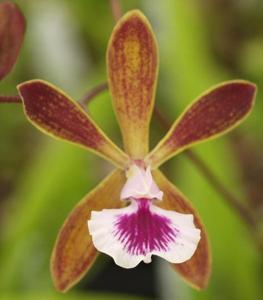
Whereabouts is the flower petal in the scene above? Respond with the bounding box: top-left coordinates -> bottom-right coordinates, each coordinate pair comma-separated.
147,81 -> 256,168
88,198 -> 200,268
51,169 -> 126,292
153,169 -> 211,290
107,10 -> 158,158
121,165 -> 163,200
18,80 -> 129,168
0,1 -> 25,80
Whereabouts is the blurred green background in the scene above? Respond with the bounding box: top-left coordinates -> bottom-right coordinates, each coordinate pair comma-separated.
0,0 -> 263,299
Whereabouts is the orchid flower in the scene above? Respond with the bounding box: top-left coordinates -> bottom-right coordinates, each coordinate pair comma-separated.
16,10 -> 256,292
0,1 -> 25,81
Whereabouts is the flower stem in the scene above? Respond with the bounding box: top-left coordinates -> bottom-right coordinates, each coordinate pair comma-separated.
0,82 -> 109,107
80,82 -> 108,107
109,0 -> 122,22
0,95 -> 22,103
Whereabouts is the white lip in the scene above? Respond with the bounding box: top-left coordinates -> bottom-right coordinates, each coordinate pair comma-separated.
87,198 -> 201,269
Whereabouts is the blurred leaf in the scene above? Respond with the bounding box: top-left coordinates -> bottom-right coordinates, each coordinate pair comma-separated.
0,140 -> 98,291
0,292 -> 148,300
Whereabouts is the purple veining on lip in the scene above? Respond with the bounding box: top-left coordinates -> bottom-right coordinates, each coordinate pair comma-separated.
113,198 -> 179,256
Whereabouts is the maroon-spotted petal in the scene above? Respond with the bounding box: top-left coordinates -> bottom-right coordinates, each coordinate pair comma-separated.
0,1 -> 25,80
147,81 -> 256,168
51,169 -> 126,292
18,80 -> 129,168
107,10 -> 158,159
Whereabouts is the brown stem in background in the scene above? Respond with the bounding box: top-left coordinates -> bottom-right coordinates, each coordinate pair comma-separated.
109,0 -> 122,22
0,95 -> 22,103
80,82 -> 108,107
0,83 -> 108,107
185,151 -> 256,226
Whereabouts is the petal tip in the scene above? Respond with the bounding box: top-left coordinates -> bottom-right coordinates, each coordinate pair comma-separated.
218,79 -> 257,100
111,9 -> 153,36
50,253 -> 70,293
221,79 -> 257,114
120,9 -> 147,21
17,79 -> 49,98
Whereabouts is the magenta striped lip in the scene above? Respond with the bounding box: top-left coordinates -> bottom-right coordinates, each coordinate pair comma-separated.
113,198 -> 179,256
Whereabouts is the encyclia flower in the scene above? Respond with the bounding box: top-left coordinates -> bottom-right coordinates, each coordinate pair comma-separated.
16,10 -> 256,292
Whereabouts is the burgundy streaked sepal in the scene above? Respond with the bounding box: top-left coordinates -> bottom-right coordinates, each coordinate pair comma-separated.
107,10 -> 158,158
147,81 -> 257,168
18,80 -> 129,168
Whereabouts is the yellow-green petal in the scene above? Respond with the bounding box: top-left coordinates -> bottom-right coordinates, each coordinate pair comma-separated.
107,10 -> 159,159
51,169 -> 126,292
